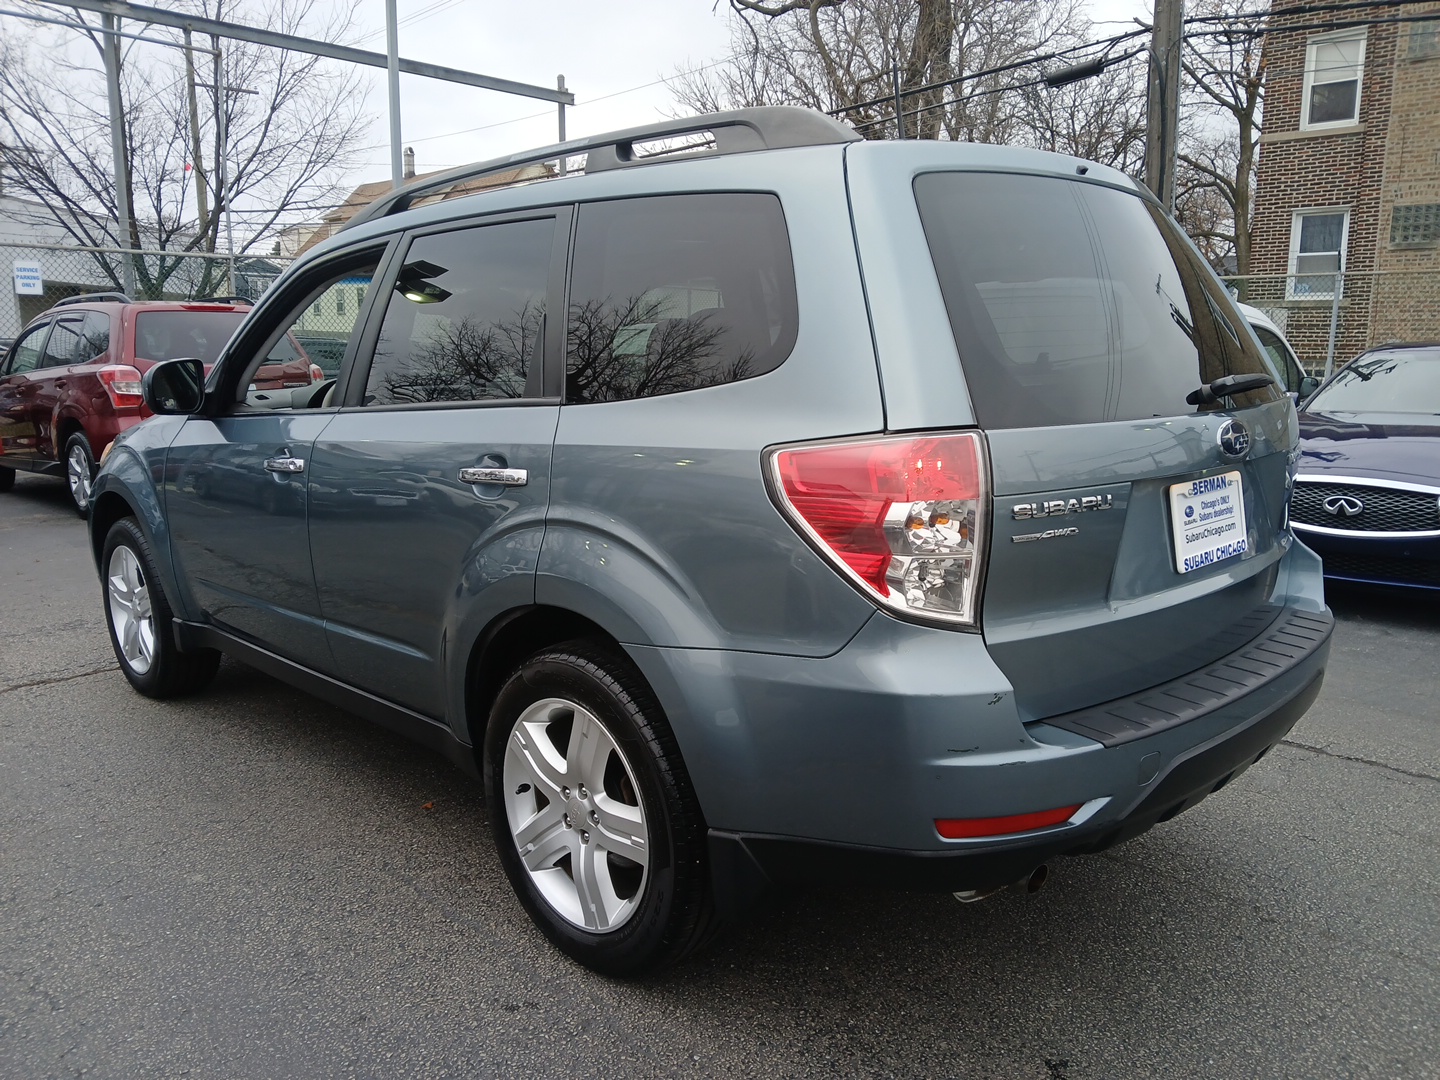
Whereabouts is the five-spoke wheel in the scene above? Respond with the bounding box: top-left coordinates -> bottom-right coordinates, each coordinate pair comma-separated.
107,542 -> 156,676
486,642 -> 714,975
102,517 -> 221,698
64,433 -> 95,517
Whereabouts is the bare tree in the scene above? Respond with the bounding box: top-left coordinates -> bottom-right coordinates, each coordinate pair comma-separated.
1174,0 -> 1268,278
0,0 -> 370,294
675,0 -> 1094,144
674,0 -> 1153,174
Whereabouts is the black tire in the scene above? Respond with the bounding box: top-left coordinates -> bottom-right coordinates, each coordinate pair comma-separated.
63,432 -> 95,517
101,517 -> 221,698
0,466 -> 14,493
484,641 -> 715,976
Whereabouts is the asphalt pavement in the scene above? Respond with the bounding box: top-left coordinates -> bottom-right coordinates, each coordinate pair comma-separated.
2,471 -> 1437,1079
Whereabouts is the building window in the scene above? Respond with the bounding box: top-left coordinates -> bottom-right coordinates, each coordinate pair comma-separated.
1409,23 -> 1439,59
1302,30 -> 1366,129
1288,209 -> 1348,299
1391,204 -> 1440,246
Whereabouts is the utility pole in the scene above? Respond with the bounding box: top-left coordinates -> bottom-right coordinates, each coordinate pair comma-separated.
100,12 -> 136,294
183,28 -> 210,244
213,44 -> 236,293
386,0 -> 403,189
1145,0 -> 1183,214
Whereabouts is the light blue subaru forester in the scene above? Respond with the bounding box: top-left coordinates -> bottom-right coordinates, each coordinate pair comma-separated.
90,108 -> 1333,975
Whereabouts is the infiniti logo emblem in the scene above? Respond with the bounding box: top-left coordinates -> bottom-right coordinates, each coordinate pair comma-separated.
1217,419 -> 1251,460
1323,494 -> 1365,517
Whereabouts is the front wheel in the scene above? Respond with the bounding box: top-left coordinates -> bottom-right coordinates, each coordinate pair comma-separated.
64,433 -> 95,517
485,642 -> 714,976
102,517 -> 221,698
0,466 -> 14,493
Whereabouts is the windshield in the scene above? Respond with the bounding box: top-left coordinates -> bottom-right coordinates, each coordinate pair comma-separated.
1305,349 -> 1440,414
915,172 -> 1277,428
135,311 -> 247,366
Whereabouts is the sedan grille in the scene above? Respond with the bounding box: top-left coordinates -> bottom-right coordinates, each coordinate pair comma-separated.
1291,481 -> 1440,534
1323,553 -> 1440,587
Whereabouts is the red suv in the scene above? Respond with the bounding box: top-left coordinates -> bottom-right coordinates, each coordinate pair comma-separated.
0,294 -> 320,515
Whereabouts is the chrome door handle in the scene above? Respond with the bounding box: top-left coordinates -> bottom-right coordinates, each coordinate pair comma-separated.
264,455 -> 306,474
459,466 -> 527,487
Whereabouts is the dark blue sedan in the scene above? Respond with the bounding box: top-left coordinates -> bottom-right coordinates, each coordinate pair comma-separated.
1291,343 -> 1440,590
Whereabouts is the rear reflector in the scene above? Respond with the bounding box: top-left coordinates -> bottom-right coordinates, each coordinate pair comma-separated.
936,804 -> 1082,839
768,431 -> 988,626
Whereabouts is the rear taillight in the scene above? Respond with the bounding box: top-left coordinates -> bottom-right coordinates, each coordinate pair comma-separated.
309,364 -> 324,383
768,431 -> 988,627
97,365 -> 144,410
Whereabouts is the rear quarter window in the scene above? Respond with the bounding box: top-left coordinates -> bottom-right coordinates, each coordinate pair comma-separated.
565,193 -> 799,404
915,172 -> 1277,428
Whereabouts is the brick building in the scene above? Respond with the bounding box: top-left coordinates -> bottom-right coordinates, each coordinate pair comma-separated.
1250,1 -> 1440,370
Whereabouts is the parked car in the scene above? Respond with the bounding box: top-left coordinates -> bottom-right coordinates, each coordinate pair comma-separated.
1290,342 -> 1440,589
1238,302 -> 1320,400
0,295 -> 321,514
88,107 -> 1333,975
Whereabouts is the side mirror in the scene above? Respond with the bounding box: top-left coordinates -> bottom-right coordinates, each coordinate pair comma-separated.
1297,375 -> 1320,401
142,357 -> 205,415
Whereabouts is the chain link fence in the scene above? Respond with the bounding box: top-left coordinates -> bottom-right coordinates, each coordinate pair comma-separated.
1222,269 -> 1440,377
2,241 -> 293,343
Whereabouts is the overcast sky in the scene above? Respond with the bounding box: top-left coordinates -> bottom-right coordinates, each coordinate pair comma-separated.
341,0 -> 1156,183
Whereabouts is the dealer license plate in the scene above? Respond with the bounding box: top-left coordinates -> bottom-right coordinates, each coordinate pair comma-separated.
1169,471 -> 1248,574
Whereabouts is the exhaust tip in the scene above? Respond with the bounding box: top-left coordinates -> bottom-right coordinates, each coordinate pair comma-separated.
1026,864 -> 1049,893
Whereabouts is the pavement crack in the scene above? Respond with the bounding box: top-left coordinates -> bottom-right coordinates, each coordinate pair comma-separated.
1280,739 -> 1439,783
0,668 -> 113,695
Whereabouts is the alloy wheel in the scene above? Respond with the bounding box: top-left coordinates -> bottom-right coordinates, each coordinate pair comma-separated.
107,545 -> 155,675
502,697 -> 650,932
68,443 -> 92,511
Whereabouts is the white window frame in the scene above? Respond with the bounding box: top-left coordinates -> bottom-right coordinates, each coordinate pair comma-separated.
1301,29 -> 1367,130
1287,208 -> 1350,300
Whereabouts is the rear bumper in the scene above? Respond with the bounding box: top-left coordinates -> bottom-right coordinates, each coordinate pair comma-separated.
710,666 -> 1324,899
624,545 -> 1332,897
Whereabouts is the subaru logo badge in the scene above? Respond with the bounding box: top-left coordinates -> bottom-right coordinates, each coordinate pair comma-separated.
1323,494 -> 1364,517
1218,419 -> 1251,460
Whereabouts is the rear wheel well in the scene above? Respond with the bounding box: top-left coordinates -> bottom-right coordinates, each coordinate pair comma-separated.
55,416 -> 86,458
466,606 -> 626,759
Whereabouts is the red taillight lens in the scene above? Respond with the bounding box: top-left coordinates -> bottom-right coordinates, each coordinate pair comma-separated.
936,804 -> 1082,840
769,432 -> 988,626
97,365 -> 144,409
310,364 -> 324,383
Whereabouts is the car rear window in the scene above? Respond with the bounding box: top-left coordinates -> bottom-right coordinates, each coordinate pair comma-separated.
914,172 -> 1277,428
1305,349 -> 1440,413
135,311 -> 246,365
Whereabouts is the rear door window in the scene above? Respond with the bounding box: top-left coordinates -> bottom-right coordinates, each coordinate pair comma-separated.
40,318 -> 86,369
915,172 -> 1277,428
565,193 -> 798,404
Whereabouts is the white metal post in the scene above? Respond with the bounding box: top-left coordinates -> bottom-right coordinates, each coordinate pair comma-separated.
557,75 -> 567,175
387,0 -> 403,189
101,13 -> 136,294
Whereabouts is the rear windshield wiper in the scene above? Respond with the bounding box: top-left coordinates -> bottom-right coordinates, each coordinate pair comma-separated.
1186,372 -> 1275,406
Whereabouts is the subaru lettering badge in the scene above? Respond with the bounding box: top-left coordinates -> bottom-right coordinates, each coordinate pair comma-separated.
1217,419 -> 1251,460
1323,494 -> 1364,517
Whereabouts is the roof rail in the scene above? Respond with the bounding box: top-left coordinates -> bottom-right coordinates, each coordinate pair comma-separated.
341,106 -> 860,233
53,291 -> 133,308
